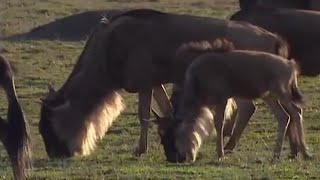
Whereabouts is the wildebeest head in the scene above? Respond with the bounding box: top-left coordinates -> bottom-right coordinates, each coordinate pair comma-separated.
154,86 -> 215,163
155,116 -> 187,163
39,85 -> 71,158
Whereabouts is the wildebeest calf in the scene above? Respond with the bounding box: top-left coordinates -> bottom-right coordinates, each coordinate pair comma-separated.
159,39 -> 310,162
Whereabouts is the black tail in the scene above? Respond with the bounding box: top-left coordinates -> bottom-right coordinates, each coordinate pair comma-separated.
275,35 -> 290,59
291,85 -> 304,105
290,74 -> 304,105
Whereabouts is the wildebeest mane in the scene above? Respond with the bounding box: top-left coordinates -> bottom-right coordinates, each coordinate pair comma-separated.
176,39 -> 235,60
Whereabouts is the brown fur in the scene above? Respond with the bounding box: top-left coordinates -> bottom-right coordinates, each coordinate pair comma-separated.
174,39 -> 309,161
231,6 -> 320,76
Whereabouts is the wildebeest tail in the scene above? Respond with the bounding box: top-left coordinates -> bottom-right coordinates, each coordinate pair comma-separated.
290,61 -> 304,105
275,35 -> 289,59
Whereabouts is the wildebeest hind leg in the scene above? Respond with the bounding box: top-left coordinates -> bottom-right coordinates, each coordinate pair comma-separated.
280,100 -> 311,160
264,98 -> 290,161
211,101 -> 227,161
224,99 -> 256,153
135,89 -> 152,156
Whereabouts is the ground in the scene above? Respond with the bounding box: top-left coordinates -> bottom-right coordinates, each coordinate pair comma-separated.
0,0 -> 320,179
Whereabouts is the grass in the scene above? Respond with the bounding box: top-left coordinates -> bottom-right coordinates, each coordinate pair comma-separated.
0,0 -> 320,179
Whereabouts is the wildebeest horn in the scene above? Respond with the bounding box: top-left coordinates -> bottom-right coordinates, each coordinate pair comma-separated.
151,85 -> 173,118
47,83 -> 56,94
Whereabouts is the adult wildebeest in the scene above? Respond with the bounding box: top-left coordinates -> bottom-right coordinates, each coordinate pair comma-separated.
38,9 -> 290,159
231,7 -> 320,76
157,39 -> 309,162
239,0 -> 320,11
0,55 -> 31,180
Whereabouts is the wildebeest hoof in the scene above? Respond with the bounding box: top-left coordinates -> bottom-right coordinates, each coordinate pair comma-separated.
224,149 -> 235,155
133,147 -> 147,157
288,153 -> 298,160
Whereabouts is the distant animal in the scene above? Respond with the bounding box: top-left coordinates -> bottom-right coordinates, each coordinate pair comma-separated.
38,9 -> 290,161
0,55 -> 31,180
3,9 -> 125,41
156,39 -> 310,162
231,7 -> 320,76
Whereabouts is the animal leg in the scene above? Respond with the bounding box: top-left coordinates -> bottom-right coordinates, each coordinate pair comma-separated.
224,99 -> 256,153
135,89 -> 152,156
280,100 -> 311,159
264,98 -> 290,161
286,121 -> 299,158
212,101 -> 227,161
0,117 -> 8,148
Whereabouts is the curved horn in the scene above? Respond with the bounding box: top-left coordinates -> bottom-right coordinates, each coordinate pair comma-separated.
151,85 -> 173,118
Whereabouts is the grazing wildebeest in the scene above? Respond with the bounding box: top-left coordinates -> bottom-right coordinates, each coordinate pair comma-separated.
230,7 -> 320,76
38,9 -> 290,159
0,55 -> 31,180
157,39 -> 310,162
238,0 -> 320,11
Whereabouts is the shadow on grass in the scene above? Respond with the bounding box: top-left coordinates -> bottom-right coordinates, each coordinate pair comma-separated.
2,9 -> 125,42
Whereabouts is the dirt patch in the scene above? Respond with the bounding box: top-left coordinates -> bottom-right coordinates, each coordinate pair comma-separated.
3,9 -> 125,41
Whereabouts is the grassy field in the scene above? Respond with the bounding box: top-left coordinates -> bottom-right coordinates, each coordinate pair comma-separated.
1,0 -> 320,179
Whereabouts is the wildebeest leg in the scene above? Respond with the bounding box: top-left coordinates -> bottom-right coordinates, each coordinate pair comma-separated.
0,117 -> 8,148
264,98 -> 290,161
284,104 -> 300,158
280,100 -> 311,159
224,99 -> 256,153
135,89 -> 152,156
211,101 -> 227,161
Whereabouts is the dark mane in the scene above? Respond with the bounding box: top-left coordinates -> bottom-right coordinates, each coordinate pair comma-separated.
111,9 -> 166,21
176,38 -> 235,58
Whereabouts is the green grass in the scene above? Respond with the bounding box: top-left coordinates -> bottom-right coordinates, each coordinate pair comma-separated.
0,0 -> 320,179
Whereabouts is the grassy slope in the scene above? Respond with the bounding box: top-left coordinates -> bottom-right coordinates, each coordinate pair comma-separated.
0,0 -> 320,179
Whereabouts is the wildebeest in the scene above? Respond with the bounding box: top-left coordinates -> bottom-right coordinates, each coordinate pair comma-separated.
0,55 -> 31,180
158,39 -> 310,162
38,9 -> 290,159
3,9 -> 125,41
231,7 -> 320,76
239,0 -> 320,11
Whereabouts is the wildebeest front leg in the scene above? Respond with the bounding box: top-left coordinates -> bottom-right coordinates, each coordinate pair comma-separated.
135,90 -> 152,156
212,101 -> 227,161
224,99 -> 256,153
264,98 -> 290,161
